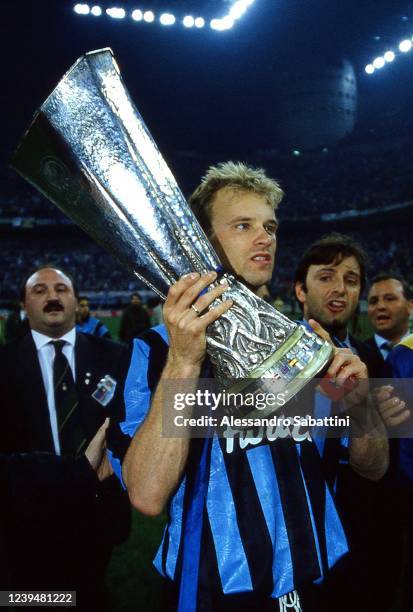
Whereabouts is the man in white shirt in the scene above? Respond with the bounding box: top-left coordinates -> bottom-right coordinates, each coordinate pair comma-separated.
0,267 -> 131,609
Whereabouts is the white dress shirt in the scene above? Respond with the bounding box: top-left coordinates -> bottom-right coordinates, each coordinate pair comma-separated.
31,328 -> 77,455
374,332 -> 410,361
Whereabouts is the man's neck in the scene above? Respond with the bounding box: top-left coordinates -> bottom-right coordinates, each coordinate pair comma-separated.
331,326 -> 348,342
376,326 -> 409,345
32,326 -> 75,340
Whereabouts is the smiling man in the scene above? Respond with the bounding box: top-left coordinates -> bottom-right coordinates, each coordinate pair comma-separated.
108,164 -> 387,612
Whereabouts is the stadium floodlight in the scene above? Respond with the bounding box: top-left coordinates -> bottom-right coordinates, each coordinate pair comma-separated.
399,39 -> 412,52
131,9 -> 143,21
73,0 -> 253,31
221,15 -> 235,29
373,56 -> 385,69
183,15 -> 195,28
384,50 -> 395,62
365,64 -> 375,74
211,15 -> 234,30
230,0 -> 249,20
160,13 -> 175,26
143,10 -> 155,22
210,18 -> 224,31
74,3 -> 90,15
106,7 -> 125,19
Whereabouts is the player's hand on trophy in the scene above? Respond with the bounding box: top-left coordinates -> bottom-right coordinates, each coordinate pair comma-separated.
373,384 -> 410,427
164,271 -> 233,371
308,319 -> 369,405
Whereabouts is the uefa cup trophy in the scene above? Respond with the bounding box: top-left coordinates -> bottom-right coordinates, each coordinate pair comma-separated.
11,48 -> 332,419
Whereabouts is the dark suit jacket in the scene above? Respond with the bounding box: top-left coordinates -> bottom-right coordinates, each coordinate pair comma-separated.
335,334 -> 401,610
0,331 -> 131,597
364,334 -> 385,362
349,333 -> 386,378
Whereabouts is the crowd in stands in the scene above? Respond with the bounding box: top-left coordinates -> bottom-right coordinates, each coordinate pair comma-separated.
270,138 -> 413,219
1,223 -> 412,305
1,133 -> 413,304
0,239 -> 145,303
1,136 -> 413,224
0,172 -> 64,221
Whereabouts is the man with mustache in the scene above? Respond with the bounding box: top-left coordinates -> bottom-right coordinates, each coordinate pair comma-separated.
0,266 -> 131,610
294,234 -> 399,612
108,164 -> 388,611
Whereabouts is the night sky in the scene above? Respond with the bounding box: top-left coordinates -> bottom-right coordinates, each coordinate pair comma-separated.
2,0 -> 413,178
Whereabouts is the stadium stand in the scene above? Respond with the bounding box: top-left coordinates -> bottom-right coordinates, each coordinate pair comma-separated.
1,133 -> 413,307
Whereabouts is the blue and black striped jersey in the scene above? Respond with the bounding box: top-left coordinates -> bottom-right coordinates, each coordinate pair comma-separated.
108,324 -> 348,605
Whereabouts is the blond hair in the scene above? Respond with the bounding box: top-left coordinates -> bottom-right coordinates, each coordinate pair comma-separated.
189,161 -> 283,235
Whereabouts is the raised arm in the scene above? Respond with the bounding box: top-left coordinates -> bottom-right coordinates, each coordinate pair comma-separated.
122,271 -> 232,516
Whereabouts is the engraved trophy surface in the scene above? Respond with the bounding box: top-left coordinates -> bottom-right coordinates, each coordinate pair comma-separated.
11,48 -> 332,418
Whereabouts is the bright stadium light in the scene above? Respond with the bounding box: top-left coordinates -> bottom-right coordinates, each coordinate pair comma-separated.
211,16 -> 234,30
221,15 -> 235,29
384,50 -> 395,62
373,56 -> 385,69
365,64 -> 375,74
106,7 -> 125,19
131,9 -> 143,21
73,1 -> 254,31
160,13 -> 175,26
143,10 -> 155,22
74,3 -> 90,15
230,0 -> 248,19
183,15 -> 195,28
399,39 -> 412,52
210,19 -> 223,31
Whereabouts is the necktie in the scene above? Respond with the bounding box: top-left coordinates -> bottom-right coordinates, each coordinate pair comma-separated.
52,340 -> 86,455
381,341 -> 393,359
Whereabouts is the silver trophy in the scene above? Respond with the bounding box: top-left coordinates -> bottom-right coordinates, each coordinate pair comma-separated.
11,48 -> 332,419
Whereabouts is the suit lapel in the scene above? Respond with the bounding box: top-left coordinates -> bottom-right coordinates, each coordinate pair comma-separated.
74,332 -> 104,440
17,334 -> 55,451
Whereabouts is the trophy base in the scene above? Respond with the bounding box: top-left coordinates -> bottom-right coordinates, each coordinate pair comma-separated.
221,325 -> 333,420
